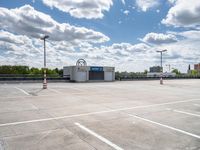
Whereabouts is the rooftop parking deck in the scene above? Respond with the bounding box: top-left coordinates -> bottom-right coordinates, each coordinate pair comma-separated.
0,80 -> 200,150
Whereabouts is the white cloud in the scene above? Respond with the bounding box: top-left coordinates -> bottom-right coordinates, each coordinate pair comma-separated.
0,30 -> 27,45
0,5 -> 109,43
135,0 -> 160,12
123,10 -> 129,15
0,4 -> 199,72
0,29 -> 154,71
0,29 -> 199,72
121,0 -> 126,5
162,0 -> 200,28
156,9 -> 160,13
141,32 -> 178,45
167,0 -> 176,4
177,30 -> 200,40
42,0 -> 113,19
0,5 -> 109,69
0,30 -> 43,67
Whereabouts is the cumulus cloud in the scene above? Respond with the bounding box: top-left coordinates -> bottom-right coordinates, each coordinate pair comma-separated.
121,0 -> 126,5
0,4 -> 199,72
0,29 -> 199,72
162,0 -> 200,28
0,30 -> 41,53
0,29 -> 154,71
141,32 -> 178,45
42,0 -> 113,19
167,0 -> 176,4
0,30 -> 81,67
123,10 -> 129,15
0,30 -> 27,45
0,5 -> 109,43
135,0 -> 160,12
177,30 -> 200,40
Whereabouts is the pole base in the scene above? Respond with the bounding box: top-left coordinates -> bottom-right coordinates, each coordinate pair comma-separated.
43,84 -> 47,89
160,77 -> 163,85
43,78 -> 47,89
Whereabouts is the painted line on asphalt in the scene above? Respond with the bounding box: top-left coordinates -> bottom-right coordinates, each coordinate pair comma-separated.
128,114 -> 200,139
173,110 -> 200,118
48,88 -> 62,94
193,104 -> 200,107
75,122 -> 124,150
14,87 -> 30,96
0,141 -> 4,150
0,94 -> 60,99
0,98 -> 199,127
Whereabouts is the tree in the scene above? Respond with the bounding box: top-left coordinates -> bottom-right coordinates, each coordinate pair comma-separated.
191,70 -> 198,75
0,65 -> 29,74
171,68 -> 181,75
144,70 -> 148,74
0,65 -> 63,77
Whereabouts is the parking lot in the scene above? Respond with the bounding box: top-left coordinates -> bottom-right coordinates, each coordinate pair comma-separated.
0,79 -> 200,150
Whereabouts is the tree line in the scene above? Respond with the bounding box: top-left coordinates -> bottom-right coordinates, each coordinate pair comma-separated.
115,71 -> 147,80
0,65 -> 63,77
0,65 -> 198,79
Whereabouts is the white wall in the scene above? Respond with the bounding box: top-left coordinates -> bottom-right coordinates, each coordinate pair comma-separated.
104,72 -> 114,81
75,71 -> 87,82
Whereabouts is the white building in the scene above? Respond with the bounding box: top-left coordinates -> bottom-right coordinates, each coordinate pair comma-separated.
63,59 -> 115,82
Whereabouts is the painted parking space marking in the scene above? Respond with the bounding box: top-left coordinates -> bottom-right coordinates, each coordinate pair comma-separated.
173,110 -> 200,118
193,104 -> 200,107
48,88 -> 62,94
75,122 -> 124,150
128,114 -> 200,139
14,87 -> 30,96
0,141 -> 4,150
0,98 -> 199,127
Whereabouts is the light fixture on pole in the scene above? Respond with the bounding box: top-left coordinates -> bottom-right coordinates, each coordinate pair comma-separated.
41,35 -> 49,89
156,49 -> 167,85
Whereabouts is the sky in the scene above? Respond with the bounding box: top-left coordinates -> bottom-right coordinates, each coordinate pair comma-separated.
0,0 -> 200,72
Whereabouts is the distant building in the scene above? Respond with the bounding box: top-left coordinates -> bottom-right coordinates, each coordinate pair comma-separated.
149,66 -> 162,73
147,72 -> 176,77
148,66 -> 175,77
194,63 -> 200,73
187,64 -> 191,74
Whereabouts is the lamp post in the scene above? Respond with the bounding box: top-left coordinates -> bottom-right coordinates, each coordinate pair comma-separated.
156,49 -> 167,85
41,35 -> 49,89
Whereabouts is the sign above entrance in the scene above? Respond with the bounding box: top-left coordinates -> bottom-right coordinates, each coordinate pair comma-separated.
90,67 -> 103,72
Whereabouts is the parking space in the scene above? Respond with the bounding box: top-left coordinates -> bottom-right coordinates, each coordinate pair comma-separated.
0,80 -> 200,149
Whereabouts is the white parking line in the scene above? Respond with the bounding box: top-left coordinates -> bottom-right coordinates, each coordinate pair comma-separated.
0,141 -> 4,150
75,122 -> 124,150
193,104 -> 200,107
128,114 -> 200,139
48,88 -> 62,94
0,98 -> 199,127
173,110 -> 200,118
14,87 -> 30,96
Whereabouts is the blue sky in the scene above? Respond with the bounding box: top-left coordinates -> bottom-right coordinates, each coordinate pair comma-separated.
0,0 -> 200,72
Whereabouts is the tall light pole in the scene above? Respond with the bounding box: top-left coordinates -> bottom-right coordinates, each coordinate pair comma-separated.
156,49 -> 167,85
41,35 -> 49,89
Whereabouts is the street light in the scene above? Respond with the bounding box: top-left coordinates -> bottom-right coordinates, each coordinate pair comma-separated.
156,49 -> 167,85
41,35 -> 49,89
